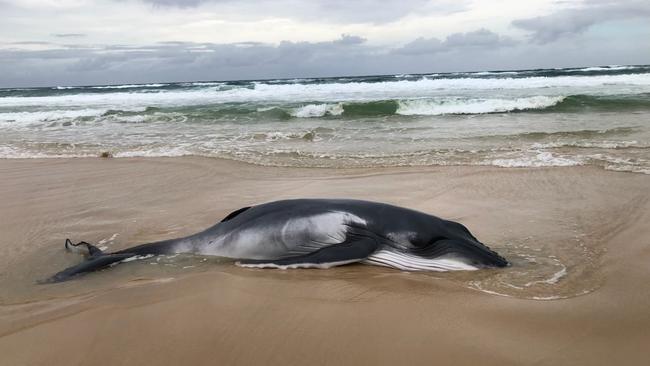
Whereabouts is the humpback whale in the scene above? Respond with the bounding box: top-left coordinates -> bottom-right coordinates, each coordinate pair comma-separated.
45,199 -> 508,282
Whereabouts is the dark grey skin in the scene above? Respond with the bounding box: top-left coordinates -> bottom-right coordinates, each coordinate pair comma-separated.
45,199 -> 508,283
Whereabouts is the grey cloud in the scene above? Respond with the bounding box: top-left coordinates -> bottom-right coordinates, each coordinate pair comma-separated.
0,34 -> 369,75
445,29 -> 515,47
145,0 -> 204,7
232,41 -> 266,47
395,29 -> 515,55
393,38 -> 444,55
138,0 -> 466,24
53,33 -> 86,38
513,0 -> 650,43
1,29 -> 648,88
334,34 -> 366,46
0,33 -> 424,86
8,41 -> 51,45
71,55 -> 128,72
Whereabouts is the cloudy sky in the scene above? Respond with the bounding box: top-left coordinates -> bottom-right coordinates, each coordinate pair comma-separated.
1,0 -> 649,87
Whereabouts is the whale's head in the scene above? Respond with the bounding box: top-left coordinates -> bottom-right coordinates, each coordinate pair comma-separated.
404,215 -> 509,268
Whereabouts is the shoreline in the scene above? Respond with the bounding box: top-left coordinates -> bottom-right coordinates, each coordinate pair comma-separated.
1,157 -> 649,365
1,154 -> 648,176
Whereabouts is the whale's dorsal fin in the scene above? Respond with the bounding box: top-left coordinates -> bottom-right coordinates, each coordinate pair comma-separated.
220,206 -> 252,222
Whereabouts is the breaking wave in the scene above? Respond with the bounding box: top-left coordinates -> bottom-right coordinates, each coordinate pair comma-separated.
1,64 -> 649,174
3,94 -> 650,125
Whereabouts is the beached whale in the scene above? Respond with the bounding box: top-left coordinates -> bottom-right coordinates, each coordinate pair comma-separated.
45,199 -> 508,282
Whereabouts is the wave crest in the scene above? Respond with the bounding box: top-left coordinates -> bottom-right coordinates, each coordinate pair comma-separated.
290,103 -> 344,118
396,96 -> 565,115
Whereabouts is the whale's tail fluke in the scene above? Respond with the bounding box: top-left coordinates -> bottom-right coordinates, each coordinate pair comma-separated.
43,236 -> 185,283
40,239 -> 138,283
64,238 -> 103,256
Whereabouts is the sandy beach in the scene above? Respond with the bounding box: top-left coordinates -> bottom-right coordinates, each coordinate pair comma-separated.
0,157 -> 649,365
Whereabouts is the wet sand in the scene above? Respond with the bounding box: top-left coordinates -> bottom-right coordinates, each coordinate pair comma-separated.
0,157 -> 649,365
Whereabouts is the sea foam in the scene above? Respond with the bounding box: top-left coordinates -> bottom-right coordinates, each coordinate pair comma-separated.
396,96 -> 565,115
2,73 -> 650,108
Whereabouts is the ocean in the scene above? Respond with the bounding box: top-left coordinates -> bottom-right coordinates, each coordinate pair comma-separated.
1,64 -> 650,173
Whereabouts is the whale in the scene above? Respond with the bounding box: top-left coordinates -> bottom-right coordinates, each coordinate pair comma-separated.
45,199 -> 508,283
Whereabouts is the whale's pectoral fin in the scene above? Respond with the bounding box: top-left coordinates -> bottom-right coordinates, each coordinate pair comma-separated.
236,236 -> 379,269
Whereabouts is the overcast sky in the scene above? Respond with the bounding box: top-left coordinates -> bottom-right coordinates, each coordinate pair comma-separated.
1,0 -> 649,87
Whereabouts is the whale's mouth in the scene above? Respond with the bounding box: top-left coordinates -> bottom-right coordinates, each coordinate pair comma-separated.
236,259 -> 360,270
407,237 -> 509,269
362,249 -> 479,272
